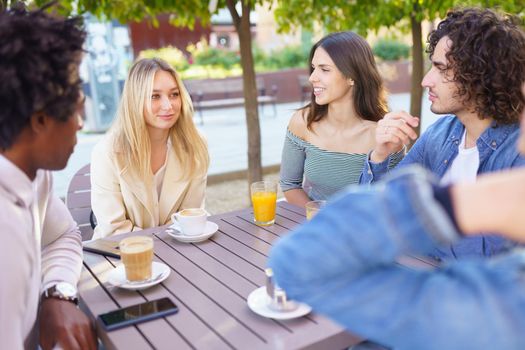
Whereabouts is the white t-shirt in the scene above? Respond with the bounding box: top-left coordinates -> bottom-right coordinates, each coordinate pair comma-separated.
440,130 -> 480,185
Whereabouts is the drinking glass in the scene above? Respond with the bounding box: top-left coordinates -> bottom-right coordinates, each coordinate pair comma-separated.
305,200 -> 326,220
250,181 -> 278,226
120,236 -> 154,282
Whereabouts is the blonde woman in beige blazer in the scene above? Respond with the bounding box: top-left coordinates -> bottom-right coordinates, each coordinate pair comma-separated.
91,58 -> 209,239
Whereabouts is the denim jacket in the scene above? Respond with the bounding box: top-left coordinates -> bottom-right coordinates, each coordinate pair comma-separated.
360,116 -> 525,258
269,167 -> 525,350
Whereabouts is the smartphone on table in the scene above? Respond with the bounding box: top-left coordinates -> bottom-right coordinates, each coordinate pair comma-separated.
83,239 -> 121,259
98,297 -> 179,331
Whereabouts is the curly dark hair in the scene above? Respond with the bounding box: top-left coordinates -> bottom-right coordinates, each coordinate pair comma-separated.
0,7 -> 86,150
426,7 -> 525,124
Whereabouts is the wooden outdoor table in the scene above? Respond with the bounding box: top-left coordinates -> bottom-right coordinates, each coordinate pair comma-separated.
79,201 -> 435,349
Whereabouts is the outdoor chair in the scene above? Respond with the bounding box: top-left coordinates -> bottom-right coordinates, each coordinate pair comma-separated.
66,163 -> 96,241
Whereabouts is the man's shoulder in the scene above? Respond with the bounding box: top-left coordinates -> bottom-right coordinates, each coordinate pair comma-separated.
422,115 -> 461,138
0,187 -> 32,242
0,161 -> 39,212
428,115 -> 460,128
490,122 -> 521,138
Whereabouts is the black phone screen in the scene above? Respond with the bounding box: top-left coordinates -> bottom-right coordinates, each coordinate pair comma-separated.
99,297 -> 178,331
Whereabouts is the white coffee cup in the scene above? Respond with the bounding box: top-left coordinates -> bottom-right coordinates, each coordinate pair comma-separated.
171,208 -> 207,236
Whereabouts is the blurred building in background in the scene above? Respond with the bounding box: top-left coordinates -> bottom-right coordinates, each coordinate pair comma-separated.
128,15 -> 210,57
81,14 -> 132,131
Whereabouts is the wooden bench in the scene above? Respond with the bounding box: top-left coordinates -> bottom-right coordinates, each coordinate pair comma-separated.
184,77 -> 278,124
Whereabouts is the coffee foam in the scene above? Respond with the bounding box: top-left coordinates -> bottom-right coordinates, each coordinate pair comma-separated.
120,236 -> 153,253
122,241 -> 151,253
180,209 -> 205,216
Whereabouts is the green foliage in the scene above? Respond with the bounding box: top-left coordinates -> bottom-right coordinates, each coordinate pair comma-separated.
274,0 -> 524,37
186,39 -> 240,69
254,45 -> 308,70
275,0 -> 454,35
137,42 -> 307,80
139,46 -> 189,71
266,45 -> 308,69
34,0 -> 214,28
181,65 -> 243,80
194,48 -> 240,69
252,45 -> 268,67
373,39 -> 410,61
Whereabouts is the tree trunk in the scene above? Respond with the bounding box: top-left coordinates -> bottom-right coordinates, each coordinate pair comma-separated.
226,0 -> 263,186
410,14 -> 424,139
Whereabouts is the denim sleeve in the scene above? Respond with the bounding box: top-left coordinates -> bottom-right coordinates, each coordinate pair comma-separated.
360,129 -> 428,185
359,148 -> 406,184
279,131 -> 306,192
396,129 -> 427,167
269,166 -> 525,350
511,153 -> 525,167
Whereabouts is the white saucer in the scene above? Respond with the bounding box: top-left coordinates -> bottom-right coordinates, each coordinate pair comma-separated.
247,286 -> 312,320
108,261 -> 170,290
166,221 -> 218,243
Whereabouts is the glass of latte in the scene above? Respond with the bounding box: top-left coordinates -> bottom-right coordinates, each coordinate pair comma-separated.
119,236 -> 154,282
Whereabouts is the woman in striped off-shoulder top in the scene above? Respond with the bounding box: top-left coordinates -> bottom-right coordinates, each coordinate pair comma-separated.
280,32 -> 403,207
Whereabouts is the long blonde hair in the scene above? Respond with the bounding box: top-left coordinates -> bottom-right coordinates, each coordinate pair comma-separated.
110,58 -> 209,181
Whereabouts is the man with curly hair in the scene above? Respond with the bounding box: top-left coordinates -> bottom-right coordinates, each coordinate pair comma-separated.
360,7 -> 525,259
0,6 -> 96,350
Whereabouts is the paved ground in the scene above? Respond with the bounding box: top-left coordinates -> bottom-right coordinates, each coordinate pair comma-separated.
54,92 -> 439,213
205,172 -> 283,215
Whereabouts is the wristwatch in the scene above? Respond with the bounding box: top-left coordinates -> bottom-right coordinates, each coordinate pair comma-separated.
42,282 -> 79,305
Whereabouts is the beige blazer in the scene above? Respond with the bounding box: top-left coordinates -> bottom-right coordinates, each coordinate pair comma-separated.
90,136 -> 207,239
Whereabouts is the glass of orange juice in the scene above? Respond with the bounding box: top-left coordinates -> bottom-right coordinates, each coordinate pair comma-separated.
250,181 -> 278,226
305,200 -> 326,220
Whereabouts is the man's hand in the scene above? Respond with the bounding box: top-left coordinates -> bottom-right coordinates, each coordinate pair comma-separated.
371,111 -> 419,163
39,298 -> 96,350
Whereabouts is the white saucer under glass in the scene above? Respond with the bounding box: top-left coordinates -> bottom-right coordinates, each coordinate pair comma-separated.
108,261 -> 170,290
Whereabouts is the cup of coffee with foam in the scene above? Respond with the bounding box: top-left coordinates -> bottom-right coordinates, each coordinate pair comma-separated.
119,236 -> 154,282
171,208 -> 207,236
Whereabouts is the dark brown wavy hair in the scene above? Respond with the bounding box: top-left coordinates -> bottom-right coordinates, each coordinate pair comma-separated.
427,7 -> 525,124
302,31 -> 387,130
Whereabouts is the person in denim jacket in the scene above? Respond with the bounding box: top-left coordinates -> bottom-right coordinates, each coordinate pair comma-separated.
360,8 -> 525,259
269,83 -> 525,350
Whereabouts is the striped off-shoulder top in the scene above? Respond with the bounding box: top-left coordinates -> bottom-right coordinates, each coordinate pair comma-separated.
279,129 -> 403,201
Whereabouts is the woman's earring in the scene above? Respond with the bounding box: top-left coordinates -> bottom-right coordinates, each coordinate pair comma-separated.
348,79 -> 355,86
